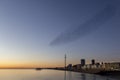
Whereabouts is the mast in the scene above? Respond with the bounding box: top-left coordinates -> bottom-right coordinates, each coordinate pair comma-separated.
65,54 -> 66,70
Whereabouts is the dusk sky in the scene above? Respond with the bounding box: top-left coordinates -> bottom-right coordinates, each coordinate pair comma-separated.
0,0 -> 120,68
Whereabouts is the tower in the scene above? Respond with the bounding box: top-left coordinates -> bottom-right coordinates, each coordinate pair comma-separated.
91,59 -> 95,65
81,59 -> 85,66
65,54 -> 66,70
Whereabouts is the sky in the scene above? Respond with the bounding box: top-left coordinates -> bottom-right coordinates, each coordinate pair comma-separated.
0,0 -> 120,68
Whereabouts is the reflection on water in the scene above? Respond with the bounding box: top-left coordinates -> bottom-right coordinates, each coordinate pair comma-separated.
81,73 -> 86,80
0,69 -> 118,80
93,74 -> 96,80
64,71 -> 72,80
68,71 -> 72,80
64,71 -> 66,80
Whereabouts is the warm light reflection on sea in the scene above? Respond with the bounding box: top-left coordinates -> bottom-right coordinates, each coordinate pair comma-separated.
0,69 -> 118,80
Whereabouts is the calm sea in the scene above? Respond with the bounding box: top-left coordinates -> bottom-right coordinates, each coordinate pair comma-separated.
0,69 -> 118,80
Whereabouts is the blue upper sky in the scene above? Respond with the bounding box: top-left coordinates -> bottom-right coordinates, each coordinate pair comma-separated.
0,0 -> 120,67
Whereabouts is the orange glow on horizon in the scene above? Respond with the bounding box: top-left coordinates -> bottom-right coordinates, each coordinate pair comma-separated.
0,61 -> 64,68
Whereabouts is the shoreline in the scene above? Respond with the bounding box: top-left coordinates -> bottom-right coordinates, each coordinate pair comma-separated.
36,68 -> 120,78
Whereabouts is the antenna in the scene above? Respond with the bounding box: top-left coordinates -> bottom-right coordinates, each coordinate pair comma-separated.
65,54 -> 66,70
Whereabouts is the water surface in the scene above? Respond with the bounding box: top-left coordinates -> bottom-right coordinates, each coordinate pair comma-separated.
0,69 -> 118,80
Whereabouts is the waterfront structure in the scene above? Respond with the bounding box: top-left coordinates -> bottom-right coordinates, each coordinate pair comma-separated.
67,64 -> 72,70
91,59 -> 95,65
102,62 -> 120,70
66,58 -> 120,72
76,64 -> 82,70
81,59 -> 85,66
72,65 -> 77,71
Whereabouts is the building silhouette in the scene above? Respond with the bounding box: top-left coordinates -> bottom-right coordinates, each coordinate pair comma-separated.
81,59 -> 85,66
67,64 -> 72,70
91,59 -> 95,65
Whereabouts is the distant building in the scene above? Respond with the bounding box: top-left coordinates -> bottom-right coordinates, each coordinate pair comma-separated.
67,64 -> 72,70
72,65 -> 77,71
95,63 -> 100,68
76,64 -> 82,70
91,59 -> 95,65
81,59 -> 85,66
103,62 -> 120,70
72,64 -> 82,70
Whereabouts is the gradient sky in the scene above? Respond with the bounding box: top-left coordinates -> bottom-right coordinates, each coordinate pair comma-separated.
0,0 -> 120,68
